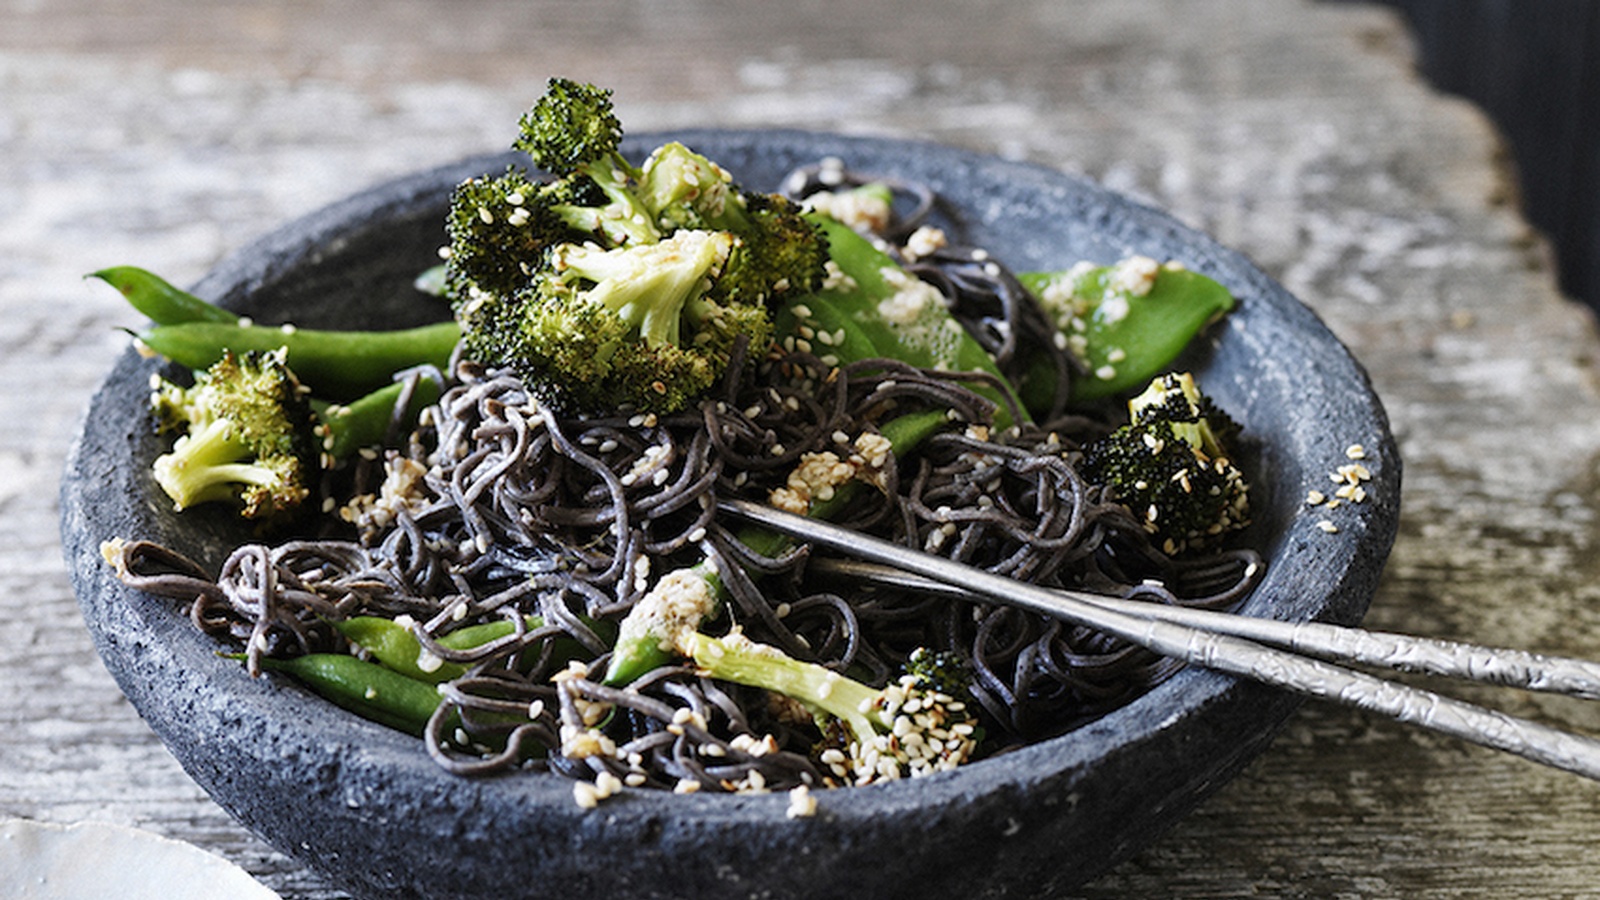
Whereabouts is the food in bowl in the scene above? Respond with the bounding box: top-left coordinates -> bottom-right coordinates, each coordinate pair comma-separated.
62,78 -> 1395,896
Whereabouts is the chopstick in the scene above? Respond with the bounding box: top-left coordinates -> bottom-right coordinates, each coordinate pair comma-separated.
718,498 -> 1600,781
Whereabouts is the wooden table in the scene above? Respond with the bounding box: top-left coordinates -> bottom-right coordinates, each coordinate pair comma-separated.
6,1 -> 1599,896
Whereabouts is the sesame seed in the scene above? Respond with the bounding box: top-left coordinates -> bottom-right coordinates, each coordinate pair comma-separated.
573,782 -> 600,808
1317,520 -> 1340,534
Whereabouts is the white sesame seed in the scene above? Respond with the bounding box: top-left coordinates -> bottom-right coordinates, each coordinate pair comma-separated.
573,782 -> 600,809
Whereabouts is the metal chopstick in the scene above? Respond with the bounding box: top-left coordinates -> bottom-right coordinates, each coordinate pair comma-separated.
718,498 -> 1600,781
806,558 -> 1600,701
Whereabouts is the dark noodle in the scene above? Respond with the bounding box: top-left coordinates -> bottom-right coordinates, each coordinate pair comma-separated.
110,164 -> 1265,794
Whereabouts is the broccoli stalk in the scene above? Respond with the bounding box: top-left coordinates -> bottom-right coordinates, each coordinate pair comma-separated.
602,537 -> 982,784
1079,371 -> 1250,555
680,630 -> 981,785
150,347 -> 316,520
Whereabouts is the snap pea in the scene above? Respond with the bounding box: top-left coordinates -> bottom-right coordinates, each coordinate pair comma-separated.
136,319 -> 461,401
312,377 -> 443,460
88,266 -> 241,326
778,217 -> 1026,429
335,614 -> 617,684
248,652 -> 441,737
1015,264 -> 1235,407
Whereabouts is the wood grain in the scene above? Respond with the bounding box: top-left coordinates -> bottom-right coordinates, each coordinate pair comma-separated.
5,1 -> 1598,897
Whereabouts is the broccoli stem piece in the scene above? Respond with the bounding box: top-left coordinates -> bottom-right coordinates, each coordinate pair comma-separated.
554,229 -> 734,349
154,415 -> 306,512
681,631 -> 881,740
681,631 -> 981,785
602,407 -> 951,686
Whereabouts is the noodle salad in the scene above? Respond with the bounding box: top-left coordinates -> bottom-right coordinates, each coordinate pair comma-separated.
100,79 -> 1259,805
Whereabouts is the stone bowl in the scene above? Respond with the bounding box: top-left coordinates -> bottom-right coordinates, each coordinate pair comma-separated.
60,131 -> 1400,899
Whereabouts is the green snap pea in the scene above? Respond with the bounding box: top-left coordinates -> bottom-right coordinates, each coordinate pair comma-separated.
136,319 -> 461,401
1016,265 -> 1235,407
336,614 -> 617,684
89,266 -> 241,325
249,652 -> 441,737
778,217 -> 1026,429
312,377 -> 443,461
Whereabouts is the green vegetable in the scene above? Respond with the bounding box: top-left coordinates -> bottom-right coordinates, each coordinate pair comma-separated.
311,378 -> 442,461
445,77 -> 828,416
248,653 -> 442,737
1016,261 -> 1235,406
134,319 -> 460,401
89,266 -> 240,325
1079,371 -> 1250,555
513,77 -> 659,248
681,632 -> 981,784
150,347 -> 316,520
335,614 -> 617,684
778,217 -> 1026,429
601,406 -> 950,686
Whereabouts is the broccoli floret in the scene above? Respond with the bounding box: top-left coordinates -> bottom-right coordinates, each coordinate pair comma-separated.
447,79 -> 832,415
444,167 -> 572,299
638,143 -> 830,304
637,141 -> 743,232
902,647 -> 976,699
681,631 -> 982,785
713,192 -> 830,305
457,229 -> 771,413
1080,372 -> 1250,555
512,77 -> 658,248
149,347 -> 316,520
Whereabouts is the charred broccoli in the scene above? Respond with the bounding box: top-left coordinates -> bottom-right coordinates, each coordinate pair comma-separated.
444,77 -> 828,414
1080,371 -> 1250,555
149,347 -> 317,520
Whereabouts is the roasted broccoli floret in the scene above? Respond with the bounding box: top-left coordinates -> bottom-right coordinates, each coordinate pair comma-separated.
149,347 -> 316,520
443,167 -> 572,300
637,144 -> 831,302
902,646 -> 977,700
444,78 -> 829,415
681,631 -> 982,786
458,228 -> 772,413
512,77 -> 659,248
1080,371 -> 1250,555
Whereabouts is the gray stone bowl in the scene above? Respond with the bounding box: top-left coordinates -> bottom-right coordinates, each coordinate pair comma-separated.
60,131 -> 1400,899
